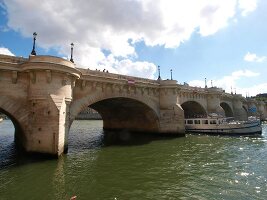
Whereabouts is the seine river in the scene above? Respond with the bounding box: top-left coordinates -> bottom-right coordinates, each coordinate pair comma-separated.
0,120 -> 267,200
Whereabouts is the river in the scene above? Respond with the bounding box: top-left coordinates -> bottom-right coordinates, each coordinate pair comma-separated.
0,120 -> 267,200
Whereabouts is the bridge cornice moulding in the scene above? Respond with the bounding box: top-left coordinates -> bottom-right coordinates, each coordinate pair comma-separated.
21,63 -> 81,79
76,80 -> 160,97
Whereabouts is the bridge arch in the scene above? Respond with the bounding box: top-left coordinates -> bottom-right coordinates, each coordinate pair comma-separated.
70,94 -> 160,132
181,101 -> 207,118
220,102 -> 234,117
0,96 -> 29,148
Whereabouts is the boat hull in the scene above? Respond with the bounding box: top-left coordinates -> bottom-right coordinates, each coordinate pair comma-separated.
186,121 -> 262,136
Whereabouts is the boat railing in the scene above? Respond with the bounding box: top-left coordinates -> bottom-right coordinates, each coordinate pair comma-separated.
185,117 -> 260,126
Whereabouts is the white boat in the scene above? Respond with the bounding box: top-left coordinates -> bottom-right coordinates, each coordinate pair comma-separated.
185,116 -> 262,136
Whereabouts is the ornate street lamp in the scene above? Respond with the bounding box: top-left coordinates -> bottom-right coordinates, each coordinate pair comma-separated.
70,43 -> 74,63
31,32 -> 37,55
170,69 -> 173,80
157,65 -> 161,80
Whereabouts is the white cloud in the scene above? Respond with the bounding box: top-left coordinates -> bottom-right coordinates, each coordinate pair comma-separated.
2,0 -> 258,78
188,69 -> 262,96
115,59 -> 156,79
96,55 -> 157,79
238,0 -> 257,16
188,80 -> 206,88
0,47 -> 15,56
237,83 -> 267,97
244,52 -> 266,62
231,69 -> 260,77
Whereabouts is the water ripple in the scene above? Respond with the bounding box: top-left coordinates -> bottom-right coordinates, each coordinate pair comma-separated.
0,121 -> 267,199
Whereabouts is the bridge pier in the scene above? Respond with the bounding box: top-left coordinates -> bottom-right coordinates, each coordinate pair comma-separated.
257,101 -> 267,120
207,90 -> 225,116
233,96 -> 247,120
159,80 -> 185,134
20,56 -> 80,156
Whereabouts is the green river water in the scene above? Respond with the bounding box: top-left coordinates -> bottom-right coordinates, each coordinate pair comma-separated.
0,120 -> 267,200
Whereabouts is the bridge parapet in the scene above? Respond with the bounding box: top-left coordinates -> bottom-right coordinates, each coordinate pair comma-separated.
78,68 -> 159,85
222,94 -> 234,100
0,54 -> 27,65
179,84 -> 206,92
206,87 -> 224,93
27,55 -> 76,68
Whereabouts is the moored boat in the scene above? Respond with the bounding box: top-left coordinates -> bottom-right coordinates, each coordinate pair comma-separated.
185,115 -> 262,136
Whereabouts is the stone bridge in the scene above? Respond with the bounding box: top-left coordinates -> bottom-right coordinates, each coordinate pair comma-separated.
0,54 -> 266,157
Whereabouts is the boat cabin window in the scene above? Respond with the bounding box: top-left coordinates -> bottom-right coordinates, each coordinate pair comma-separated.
194,120 -> 200,124
202,120 -> 208,124
210,120 -> 217,124
187,120 -> 193,124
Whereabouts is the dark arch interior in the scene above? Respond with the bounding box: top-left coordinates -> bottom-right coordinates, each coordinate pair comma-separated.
181,101 -> 207,118
242,106 -> 248,119
0,108 -> 25,167
0,108 -> 23,143
89,97 -> 159,132
242,106 -> 248,113
220,102 -> 234,117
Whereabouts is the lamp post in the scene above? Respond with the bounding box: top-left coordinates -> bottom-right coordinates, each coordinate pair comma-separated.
31,32 -> 37,55
205,78 -> 207,88
170,69 -> 173,80
70,43 -> 74,63
157,65 -> 161,80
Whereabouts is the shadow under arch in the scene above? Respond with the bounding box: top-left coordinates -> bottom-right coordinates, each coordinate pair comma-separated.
242,105 -> 248,119
181,101 -> 207,118
242,105 -> 248,113
220,102 -> 234,117
88,97 -> 160,133
0,108 -> 24,147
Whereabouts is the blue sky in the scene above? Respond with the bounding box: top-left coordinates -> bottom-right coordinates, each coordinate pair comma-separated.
0,0 -> 266,96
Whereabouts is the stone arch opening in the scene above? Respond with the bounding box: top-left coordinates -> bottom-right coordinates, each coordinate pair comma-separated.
220,102 -> 234,117
0,108 -> 23,142
88,97 -> 160,132
0,108 -> 24,165
181,101 -> 207,118
68,97 -> 160,150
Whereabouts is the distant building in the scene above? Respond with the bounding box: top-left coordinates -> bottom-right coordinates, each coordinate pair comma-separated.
76,107 -> 102,120
256,93 -> 267,98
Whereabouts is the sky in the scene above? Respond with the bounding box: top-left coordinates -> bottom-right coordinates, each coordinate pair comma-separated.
0,0 -> 266,97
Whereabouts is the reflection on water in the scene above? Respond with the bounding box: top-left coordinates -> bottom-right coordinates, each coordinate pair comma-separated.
52,157 -> 67,199
0,120 -> 267,200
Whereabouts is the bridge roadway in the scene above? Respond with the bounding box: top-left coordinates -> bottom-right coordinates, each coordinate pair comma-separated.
0,54 -> 266,157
